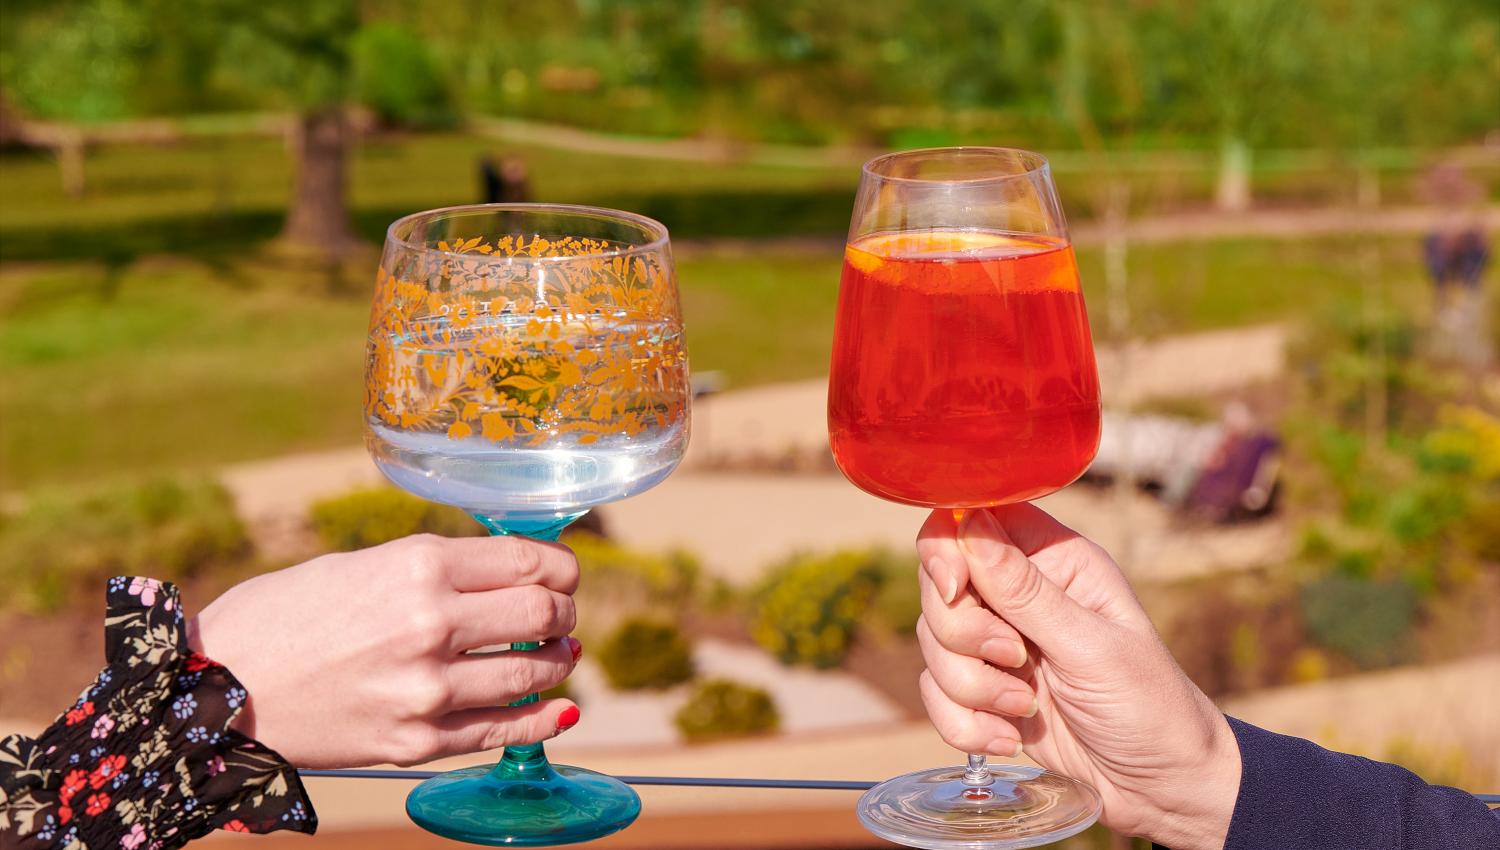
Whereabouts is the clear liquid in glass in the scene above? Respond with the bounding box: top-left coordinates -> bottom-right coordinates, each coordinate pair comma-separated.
365,313 -> 689,519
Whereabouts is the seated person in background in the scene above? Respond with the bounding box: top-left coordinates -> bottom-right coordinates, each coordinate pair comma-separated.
914,505 -> 1498,849
1183,402 -> 1280,523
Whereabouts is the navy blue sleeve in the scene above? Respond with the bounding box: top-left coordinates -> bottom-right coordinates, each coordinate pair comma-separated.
1221,715 -> 1499,849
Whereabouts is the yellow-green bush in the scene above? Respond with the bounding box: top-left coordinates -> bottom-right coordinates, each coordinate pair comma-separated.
869,550 -> 922,635
750,550 -> 885,668
673,678 -> 779,743
596,617 -> 696,691
1,477 -> 250,613
1287,647 -> 1331,684
309,487 -> 481,551
566,532 -> 700,603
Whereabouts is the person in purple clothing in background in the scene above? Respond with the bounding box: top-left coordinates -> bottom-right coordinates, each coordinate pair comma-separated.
914,505 -> 1499,849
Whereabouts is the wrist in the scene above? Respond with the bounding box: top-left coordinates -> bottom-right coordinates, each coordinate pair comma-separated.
187,612 -> 257,738
1140,707 -> 1241,850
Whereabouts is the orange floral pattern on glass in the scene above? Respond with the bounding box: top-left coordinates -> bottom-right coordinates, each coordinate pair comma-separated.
364,235 -> 688,447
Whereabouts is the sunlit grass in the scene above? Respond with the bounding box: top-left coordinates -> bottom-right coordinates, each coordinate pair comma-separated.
0,234 -> 1437,489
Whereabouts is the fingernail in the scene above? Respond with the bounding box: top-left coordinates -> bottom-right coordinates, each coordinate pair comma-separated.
564,636 -> 583,662
979,638 -> 1026,668
941,571 -> 960,605
998,691 -> 1038,718
556,705 -> 580,731
991,739 -> 1023,759
958,510 -> 1004,563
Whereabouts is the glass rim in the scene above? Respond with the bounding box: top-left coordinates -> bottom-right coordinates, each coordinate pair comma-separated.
385,202 -> 671,263
861,146 -> 1051,186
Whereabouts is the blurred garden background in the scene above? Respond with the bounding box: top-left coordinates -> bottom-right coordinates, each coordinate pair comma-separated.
1,1 -> 1497,847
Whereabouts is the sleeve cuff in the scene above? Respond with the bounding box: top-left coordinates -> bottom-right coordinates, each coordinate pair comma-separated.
9,578 -> 316,848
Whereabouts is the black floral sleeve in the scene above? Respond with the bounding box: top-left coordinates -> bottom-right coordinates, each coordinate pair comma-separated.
1,578 -> 316,849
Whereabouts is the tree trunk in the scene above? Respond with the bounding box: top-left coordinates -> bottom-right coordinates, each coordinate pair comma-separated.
58,132 -> 86,198
282,108 -> 356,257
1215,135 -> 1252,212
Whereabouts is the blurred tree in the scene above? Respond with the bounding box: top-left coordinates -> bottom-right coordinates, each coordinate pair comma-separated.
351,22 -> 457,130
210,0 -> 360,256
0,0 -> 361,256
3,0 -> 1497,192
1175,0 -> 1311,211
0,0 -> 148,124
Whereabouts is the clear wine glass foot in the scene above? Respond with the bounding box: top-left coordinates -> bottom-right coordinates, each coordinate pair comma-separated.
856,762 -> 1101,850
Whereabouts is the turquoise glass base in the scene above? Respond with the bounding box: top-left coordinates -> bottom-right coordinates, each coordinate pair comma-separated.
402,508 -> 639,846
405,759 -> 641,847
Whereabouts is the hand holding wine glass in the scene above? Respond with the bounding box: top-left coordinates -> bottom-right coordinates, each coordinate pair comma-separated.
915,505 -> 1241,850
829,147 -> 1105,848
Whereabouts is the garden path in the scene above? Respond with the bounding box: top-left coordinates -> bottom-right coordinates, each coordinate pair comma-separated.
222,322 -> 1290,580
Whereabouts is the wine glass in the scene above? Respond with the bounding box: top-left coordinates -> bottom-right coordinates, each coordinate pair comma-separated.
828,148 -> 1103,849
364,203 -> 690,845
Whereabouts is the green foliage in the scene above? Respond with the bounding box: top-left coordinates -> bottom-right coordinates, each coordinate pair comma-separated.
0,0 -> 149,121
673,678 -> 779,743
1299,574 -> 1418,669
5,1 -> 1497,149
351,23 -> 456,129
208,0 -> 358,110
595,617 -> 696,691
567,532 -> 700,605
0,476 -> 249,613
1285,299 -> 1499,599
308,487 -> 481,551
751,550 -> 885,668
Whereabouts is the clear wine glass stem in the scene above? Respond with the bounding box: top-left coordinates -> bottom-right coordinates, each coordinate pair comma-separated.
473,509 -> 587,785
962,753 -> 993,786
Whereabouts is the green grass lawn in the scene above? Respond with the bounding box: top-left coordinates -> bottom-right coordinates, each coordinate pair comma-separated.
0,234 -> 1436,489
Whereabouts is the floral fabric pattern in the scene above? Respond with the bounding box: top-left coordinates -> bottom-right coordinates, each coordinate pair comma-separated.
1,578 -> 316,848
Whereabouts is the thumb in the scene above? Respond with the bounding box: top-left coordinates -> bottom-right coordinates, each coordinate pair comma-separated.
958,508 -> 1099,663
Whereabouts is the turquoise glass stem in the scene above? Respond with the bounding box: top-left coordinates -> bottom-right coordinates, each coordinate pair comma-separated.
472,510 -> 586,781
403,507 -> 641,846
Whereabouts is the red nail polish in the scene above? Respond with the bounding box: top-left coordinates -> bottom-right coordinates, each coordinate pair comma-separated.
557,705 -> 581,731
565,636 -> 583,662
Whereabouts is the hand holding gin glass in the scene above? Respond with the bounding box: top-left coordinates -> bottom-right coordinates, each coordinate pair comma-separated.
364,204 -> 689,846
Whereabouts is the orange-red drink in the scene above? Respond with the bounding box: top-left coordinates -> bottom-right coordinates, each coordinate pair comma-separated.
828,231 -> 1101,507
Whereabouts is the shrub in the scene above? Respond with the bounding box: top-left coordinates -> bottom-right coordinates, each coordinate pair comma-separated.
1287,647 -> 1331,684
567,532 -> 700,605
309,487 -> 481,551
1299,575 -> 1418,670
751,550 -> 885,668
595,617 -> 695,691
1,476 -> 249,613
1383,736 -> 1489,790
673,679 -> 779,743
350,23 -> 457,129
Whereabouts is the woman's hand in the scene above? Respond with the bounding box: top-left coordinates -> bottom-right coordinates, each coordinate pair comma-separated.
916,506 -> 1241,850
188,534 -> 583,769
